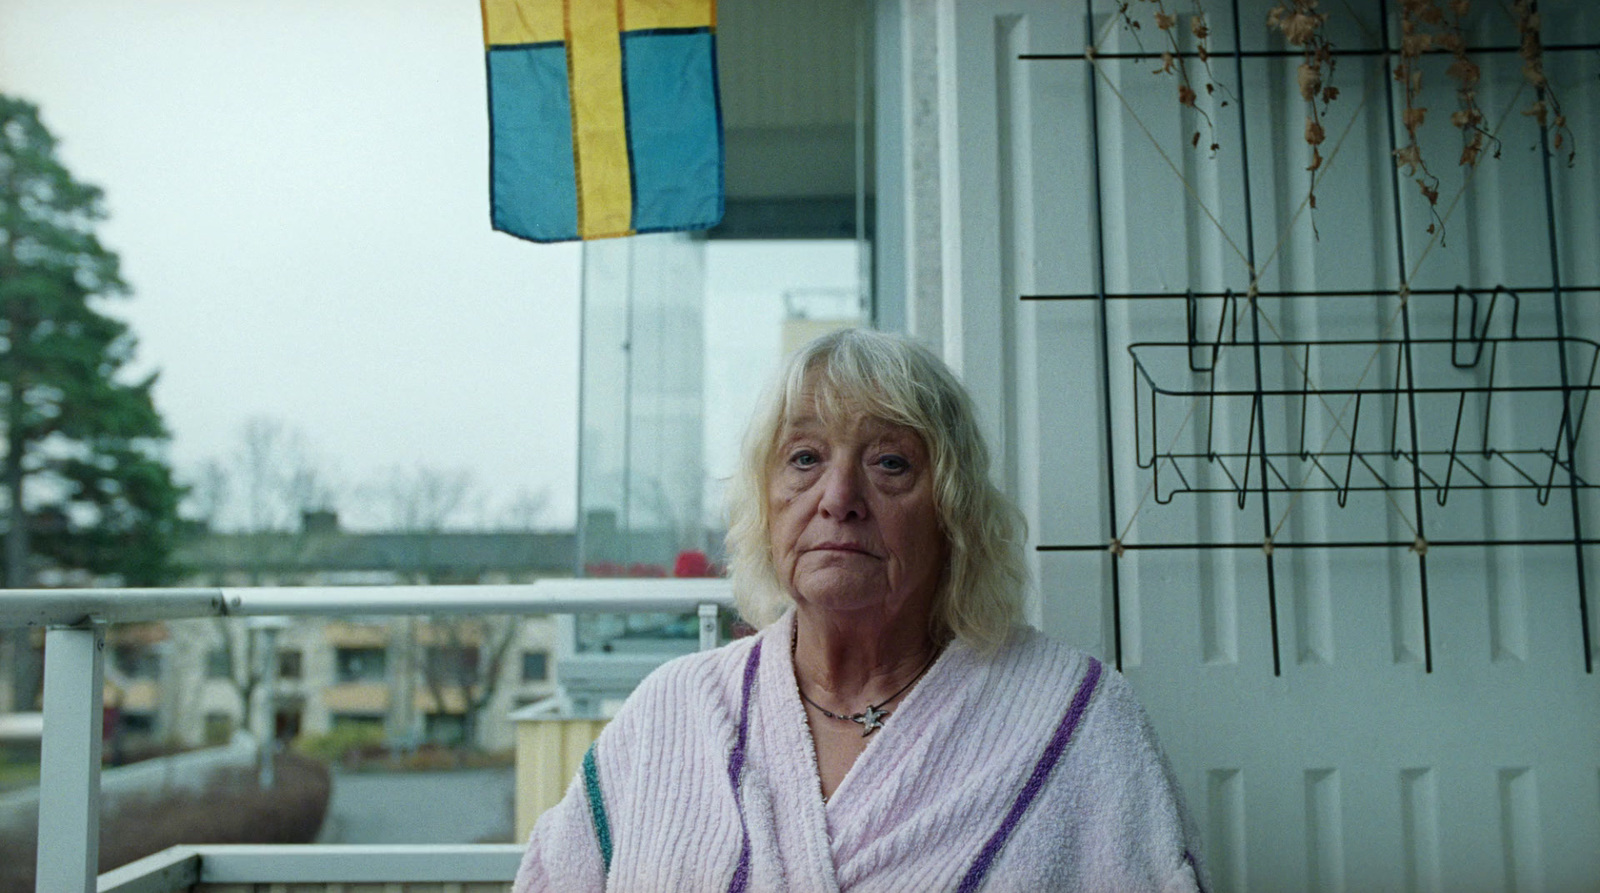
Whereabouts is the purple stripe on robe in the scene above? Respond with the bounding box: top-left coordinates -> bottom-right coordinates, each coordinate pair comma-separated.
955,657 -> 1104,893
725,639 -> 762,893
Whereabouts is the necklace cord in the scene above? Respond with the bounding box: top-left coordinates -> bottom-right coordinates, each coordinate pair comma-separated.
792,629 -> 940,732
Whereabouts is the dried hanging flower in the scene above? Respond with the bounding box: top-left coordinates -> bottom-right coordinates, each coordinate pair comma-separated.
1514,0 -> 1575,166
1187,0 -> 1225,151
1114,1 -> 1144,35
1092,0 -> 1584,253
1143,0 -> 1220,153
1109,0 -> 1226,154
1393,0 -> 1446,239
1268,0 -> 1337,232
1442,1 -> 1499,168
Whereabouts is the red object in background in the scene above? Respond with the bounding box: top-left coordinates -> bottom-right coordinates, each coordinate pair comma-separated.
673,550 -> 712,577
585,561 -> 664,577
584,553 -> 721,578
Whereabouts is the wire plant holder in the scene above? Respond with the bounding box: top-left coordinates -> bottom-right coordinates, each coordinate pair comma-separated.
1028,0 -> 1598,677
1130,292 -> 1599,510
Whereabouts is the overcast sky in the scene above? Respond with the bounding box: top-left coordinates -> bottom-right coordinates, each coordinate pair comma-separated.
0,0 -> 868,536
1,0 -> 585,529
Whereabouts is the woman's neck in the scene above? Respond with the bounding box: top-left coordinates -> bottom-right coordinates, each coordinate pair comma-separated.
791,606 -> 941,704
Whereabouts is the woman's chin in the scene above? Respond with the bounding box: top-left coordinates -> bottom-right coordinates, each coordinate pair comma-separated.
790,573 -> 926,619
791,575 -> 883,610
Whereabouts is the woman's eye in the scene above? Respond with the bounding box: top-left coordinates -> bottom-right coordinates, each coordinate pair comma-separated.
877,454 -> 910,473
789,450 -> 819,469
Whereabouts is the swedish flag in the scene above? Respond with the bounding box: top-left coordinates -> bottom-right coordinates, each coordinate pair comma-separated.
481,0 -> 725,242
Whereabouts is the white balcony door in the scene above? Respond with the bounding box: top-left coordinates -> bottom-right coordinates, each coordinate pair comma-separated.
934,0 -> 1600,890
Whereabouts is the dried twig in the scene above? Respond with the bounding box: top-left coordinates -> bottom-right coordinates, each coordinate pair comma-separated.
1268,0 -> 1339,233
1393,0 -> 1447,239
1440,1 -> 1499,167
1514,0 -> 1575,166
1112,0 -> 1225,154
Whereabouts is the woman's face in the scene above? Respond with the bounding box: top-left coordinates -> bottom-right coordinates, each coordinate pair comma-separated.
767,405 -> 945,620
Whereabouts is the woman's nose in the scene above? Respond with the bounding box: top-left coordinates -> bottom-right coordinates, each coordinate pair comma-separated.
817,463 -> 867,520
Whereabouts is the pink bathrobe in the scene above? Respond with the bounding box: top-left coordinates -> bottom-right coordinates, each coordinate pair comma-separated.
514,610 -> 1204,892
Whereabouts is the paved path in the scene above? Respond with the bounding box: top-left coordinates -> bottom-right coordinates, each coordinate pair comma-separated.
316,767 -> 516,845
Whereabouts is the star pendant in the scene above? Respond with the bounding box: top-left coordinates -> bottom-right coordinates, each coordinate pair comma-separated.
852,704 -> 889,737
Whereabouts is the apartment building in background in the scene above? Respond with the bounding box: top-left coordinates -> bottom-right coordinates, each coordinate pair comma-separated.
95,512 -> 578,753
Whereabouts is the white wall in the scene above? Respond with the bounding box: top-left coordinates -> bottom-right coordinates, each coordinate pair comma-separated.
936,0 -> 1600,888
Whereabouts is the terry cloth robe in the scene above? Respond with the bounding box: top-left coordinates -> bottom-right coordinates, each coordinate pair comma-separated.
514,610 -> 1205,892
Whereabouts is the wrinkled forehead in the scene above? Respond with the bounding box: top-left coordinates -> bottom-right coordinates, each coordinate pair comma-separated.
776,407 -> 926,449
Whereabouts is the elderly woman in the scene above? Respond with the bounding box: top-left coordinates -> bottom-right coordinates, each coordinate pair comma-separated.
514,329 -> 1203,892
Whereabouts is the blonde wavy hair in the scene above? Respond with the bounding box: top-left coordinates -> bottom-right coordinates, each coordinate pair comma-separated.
725,328 -> 1027,650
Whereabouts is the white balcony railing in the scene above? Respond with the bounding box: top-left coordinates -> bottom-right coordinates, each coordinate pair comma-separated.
0,579 -> 734,893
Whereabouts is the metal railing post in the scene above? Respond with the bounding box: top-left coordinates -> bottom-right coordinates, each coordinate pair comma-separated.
247,616 -> 291,788
35,625 -> 105,893
698,603 -> 720,651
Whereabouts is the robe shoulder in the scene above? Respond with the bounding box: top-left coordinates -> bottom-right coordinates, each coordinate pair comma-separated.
599,633 -> 760,744
987,630 -> 1206,892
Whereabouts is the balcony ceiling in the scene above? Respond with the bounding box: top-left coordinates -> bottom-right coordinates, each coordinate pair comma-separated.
716,0 -> 873,236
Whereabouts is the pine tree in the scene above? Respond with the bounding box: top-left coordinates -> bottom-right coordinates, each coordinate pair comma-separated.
1,94 -> 183,705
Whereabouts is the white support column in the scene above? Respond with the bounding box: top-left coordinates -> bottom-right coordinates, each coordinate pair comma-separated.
935,0 -> 1009,460
250,618 -> 289,788
35,625 -> 105,893
697,603 -> 720,651
886,0 -> 1014,461
899,0 -> 945,347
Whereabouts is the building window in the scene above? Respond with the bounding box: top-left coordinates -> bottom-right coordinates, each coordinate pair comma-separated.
203,712 -> 234,745
111,645 -> 161,680
425,645 -> 480,685
274,706 -> 303,742
424,712 -> 466,746
278,649 -> 302,680
522,650 -> 549,682
120,711 -> 156,741
335,647 -> 387,683
330,713 -> 385,733
205,648 -> 232,679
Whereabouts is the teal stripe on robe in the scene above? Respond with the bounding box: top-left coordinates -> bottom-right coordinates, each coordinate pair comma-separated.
582,742 -> 614,871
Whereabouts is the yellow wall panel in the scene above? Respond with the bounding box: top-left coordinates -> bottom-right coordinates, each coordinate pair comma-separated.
414,690 -> 468,713
323,683 -> 390,713
117,681 -> 159,711
514,717 -> 608,841
322,622 -> 388,647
